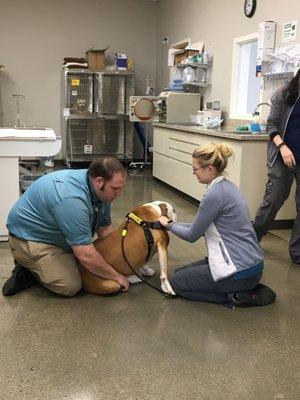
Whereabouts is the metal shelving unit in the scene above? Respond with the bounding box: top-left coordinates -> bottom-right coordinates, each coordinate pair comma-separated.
170,60 -> 212,90
61,68 -> 134,165
182,82 -> 209,88
175,62 -> 211,69
263,71 -> 294,82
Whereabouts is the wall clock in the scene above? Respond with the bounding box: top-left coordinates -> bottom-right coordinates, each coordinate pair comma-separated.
244,0 -> 256,18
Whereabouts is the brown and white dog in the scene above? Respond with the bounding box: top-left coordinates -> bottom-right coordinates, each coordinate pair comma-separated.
79,201 -> 176,296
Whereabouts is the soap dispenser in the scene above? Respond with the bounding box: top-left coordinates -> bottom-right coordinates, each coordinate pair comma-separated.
251,111 -> 261,133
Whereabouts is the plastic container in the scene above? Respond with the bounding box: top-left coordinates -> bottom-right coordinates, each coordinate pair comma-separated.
19,173 -> 44,191
250,123 -> 261,133
182,66 -> 196,83
203,52 -> 210,64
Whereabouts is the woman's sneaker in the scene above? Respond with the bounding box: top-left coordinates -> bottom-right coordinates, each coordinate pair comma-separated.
2,264 -> 37,296
234,283 -> 276,306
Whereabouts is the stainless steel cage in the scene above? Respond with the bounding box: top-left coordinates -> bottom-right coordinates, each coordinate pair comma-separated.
62,69 -> 93,115
61,68 -> 134,163
66,117 -> 127,162
94,71 -> 134,115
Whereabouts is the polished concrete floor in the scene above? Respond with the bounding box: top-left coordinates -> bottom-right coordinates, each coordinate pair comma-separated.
0,170 -> 299,400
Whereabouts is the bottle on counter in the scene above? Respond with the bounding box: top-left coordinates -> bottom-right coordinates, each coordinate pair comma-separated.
251,112 -> 261,133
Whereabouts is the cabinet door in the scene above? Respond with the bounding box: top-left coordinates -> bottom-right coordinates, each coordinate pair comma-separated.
95,74 -> 126,115
66,72 -> 93,115
66,118 -> 125,161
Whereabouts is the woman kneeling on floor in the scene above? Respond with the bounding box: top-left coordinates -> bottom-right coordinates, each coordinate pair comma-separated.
158,142 -> 276,307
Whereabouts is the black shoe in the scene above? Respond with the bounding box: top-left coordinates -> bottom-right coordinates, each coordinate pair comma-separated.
2,264 -> 37,296
234,283 -> 276,306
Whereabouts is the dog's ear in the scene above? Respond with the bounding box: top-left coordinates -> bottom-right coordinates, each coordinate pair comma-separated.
158,203 -> 168,217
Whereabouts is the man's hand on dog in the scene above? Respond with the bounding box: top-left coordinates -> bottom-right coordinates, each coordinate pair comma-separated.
117,273 -> 129,291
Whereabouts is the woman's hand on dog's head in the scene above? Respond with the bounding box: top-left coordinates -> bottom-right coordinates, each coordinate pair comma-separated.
158,216 -> 170,227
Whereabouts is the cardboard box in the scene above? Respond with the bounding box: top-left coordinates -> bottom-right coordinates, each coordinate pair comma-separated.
86,46 -> 110,70
174,49 -> 199,65
168,42 -> 204,66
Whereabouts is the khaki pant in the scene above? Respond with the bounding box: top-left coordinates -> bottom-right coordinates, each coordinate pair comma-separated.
8,235 -> 82,296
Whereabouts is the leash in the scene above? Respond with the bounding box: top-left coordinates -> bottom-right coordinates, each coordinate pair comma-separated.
121,213 -> 176,298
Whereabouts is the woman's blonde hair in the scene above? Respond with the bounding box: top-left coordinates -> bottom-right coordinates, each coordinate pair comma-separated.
192,142 -> 233,174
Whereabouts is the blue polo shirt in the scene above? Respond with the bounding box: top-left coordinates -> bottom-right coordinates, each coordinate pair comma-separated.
7,169 -> 111,251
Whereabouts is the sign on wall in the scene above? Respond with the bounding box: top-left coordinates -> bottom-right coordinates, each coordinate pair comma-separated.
282,21 -> 297,42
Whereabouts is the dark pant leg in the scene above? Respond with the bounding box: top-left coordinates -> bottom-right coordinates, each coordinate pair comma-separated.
289,165 -> 300,263
170,259 -> 262,304
253,160 -> 294,241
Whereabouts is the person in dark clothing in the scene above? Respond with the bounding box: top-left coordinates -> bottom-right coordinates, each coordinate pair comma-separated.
253,69 -> 300,264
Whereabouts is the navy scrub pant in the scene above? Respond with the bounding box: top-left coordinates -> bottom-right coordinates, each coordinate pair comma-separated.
169,259 -> 262,304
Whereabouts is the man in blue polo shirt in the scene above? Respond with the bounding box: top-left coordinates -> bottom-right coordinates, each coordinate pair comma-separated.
2,157 -> 129,296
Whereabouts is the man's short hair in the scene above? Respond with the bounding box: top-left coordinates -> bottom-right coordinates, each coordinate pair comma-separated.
88,157 -> 126,181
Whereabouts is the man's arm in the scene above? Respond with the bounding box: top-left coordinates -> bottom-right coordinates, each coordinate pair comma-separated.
72,244 -> 129,291
97,224 -> 113,239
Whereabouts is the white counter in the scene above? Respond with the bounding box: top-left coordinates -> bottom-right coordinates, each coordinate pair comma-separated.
153,123 -> 270,141
0,127 -> 61,241
152,123 -> 295,221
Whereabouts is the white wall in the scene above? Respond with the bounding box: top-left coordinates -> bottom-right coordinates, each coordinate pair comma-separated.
156,0 -> 300,119
1,0 -> 299,156
0,0 -> 158,157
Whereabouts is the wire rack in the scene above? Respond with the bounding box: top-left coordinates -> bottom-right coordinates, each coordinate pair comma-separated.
263,44 -> 300,82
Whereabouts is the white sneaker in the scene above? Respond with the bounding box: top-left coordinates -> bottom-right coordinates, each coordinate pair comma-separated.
128,275 -> 142,284
140,265 -> 155,277
128,266 -> 155,284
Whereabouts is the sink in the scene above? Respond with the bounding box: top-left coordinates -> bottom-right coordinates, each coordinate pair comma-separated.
0,127 -> 56,139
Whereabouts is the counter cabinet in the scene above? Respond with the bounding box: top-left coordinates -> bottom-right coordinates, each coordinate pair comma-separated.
153,124 -> 295,221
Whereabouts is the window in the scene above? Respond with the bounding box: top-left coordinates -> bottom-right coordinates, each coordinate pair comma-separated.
230,33 -> 262,119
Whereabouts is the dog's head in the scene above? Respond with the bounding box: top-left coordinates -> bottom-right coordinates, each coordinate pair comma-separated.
76,98 -> 87,110
145,200 -> 177,221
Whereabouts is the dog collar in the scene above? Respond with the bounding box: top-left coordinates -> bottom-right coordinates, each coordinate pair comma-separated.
127,212 -> 144,225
